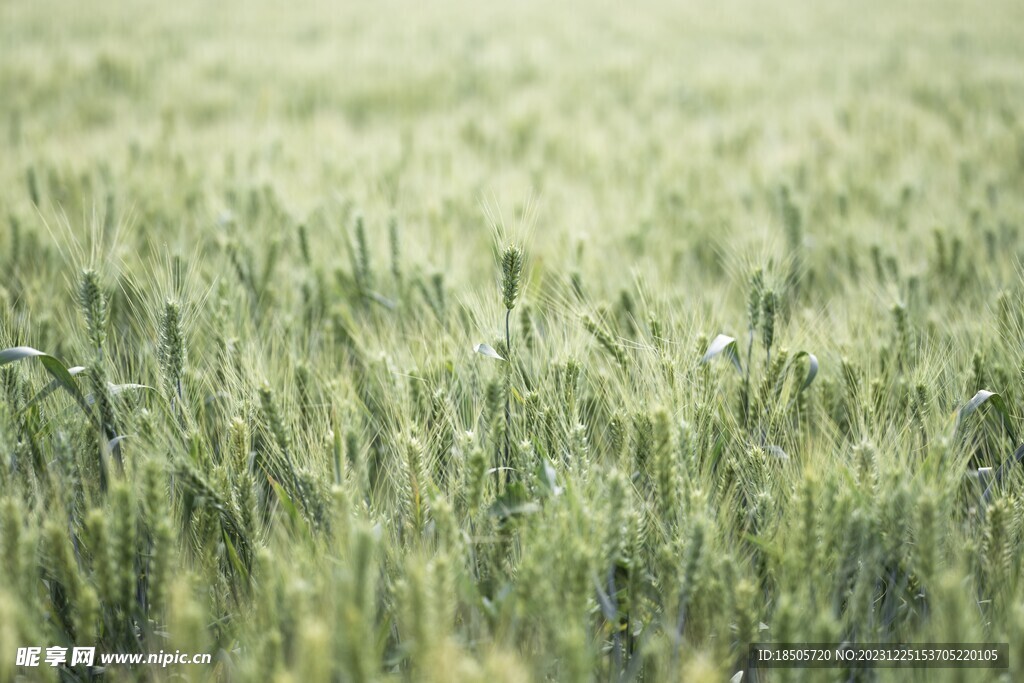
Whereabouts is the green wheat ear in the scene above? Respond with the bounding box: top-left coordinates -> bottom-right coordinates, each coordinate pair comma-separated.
748,267 -> 764,332
79,268 -> 108,353
159,299 -> 185,402
389,215 -> 402,286
760,288 -> 776,360
501,244 -> 524,311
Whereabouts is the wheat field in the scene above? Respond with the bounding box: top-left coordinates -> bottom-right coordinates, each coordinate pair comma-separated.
2,0 -> 1024,681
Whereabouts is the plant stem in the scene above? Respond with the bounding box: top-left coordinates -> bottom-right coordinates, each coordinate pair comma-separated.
504,307 -> 512,485
744,328 -> 753,427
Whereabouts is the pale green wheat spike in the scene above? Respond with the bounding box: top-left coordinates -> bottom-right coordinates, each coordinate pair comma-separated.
632,411 -> 653,473
430,271 -> 445,319
429,489 -> 459,552
110,483 -> 137,614
389,216 -> 402,285
915,491 -> 937,582
870,244 -> 885,282
297,223 -> 311,267
397,562 -> 433,669
295,362 -> 313,426
885,254 -> 900,282
780,185 -> 802,252
344,428 -> 365,495
731,578 -> 759,663
891,303 -> 911,370
569,422 -> 589,470
296,620 -> 331,683
336,525 -> 379,680
79,269 -> 108,353
259,382 -> 291,458
159,299 -> 185,401
484,379 -> 503,427
562,358 -> 581,416
25,166 -> 39,205
756,348 -> 789,420
796,474 -> 819,587
212,297 -> 231,385
840,356 -> 861,398
142,459 -> 173,616
228,416 -> 251,474
933,228 -> 946,274
950,235 -> 963,275
983,497 -> 1013,583
970,349 -> 986,390
354,214 -> 372,293
996,290 -> 1013,332
87,357 -> 118,464
75,585 -> 100,645
760,289 -> 776,360
429,388 -> 454,488
328,428 -> 344,487
748,267 -> 764,332
85,509 -> 113,608
582,313 -> 627,369
403,435 -> 430,539
648,311 -> 663,349
501,244 -> 524,311
913,381 -> 929,425
619,289 -> 636,335
234,468 -> 259,550
604,468 -> 628,557
673,517 -> 706,646
8,214 -> 20,268
43,518 -> 81,609
42,524 -> 81,643
462,432 -> 487,512
853,441 -> 876,489
652,408 -> 679,527
880,482 -> 911,572
608,412 -> 627,464
520,302 -> 535,350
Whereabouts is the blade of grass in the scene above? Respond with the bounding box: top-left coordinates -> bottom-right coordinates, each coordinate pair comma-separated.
474,343 -> 506,361
701,334 -> 742,372
22,365 -> 87,412
957,389 -> 1016,442
1,346 -> 93,419
790,351 -> 819,390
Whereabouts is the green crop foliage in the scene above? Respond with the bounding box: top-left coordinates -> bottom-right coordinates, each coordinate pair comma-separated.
2,0 -> 1024,681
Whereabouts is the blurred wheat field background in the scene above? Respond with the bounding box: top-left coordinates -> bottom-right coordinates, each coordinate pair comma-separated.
2,0 -> 1024,681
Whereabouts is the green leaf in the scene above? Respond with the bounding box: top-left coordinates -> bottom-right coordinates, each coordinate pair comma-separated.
489,483 -> 539,520
957,389 -> 1016,443
790,351 -> 819,390
268,475 -> 309,539
593,575 -> 617,621
0,346 -> 46,366
86,383 -> 155,406
701,334 -> 741,372
223,529 -> 250,584
23,365 -> 87,412
536,458 -> 563,497
983,441 -> 1024,503
365,291 -> 397,309
474,343 -> 505,361
109,382 -> 154,396
1,346 -> 93,419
